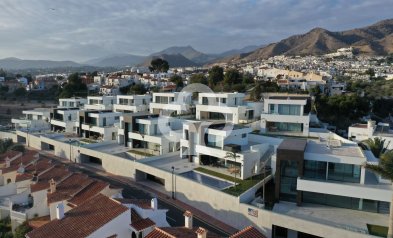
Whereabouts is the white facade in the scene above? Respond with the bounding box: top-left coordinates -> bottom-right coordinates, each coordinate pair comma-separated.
348,120 -> 393,150
12,108 -> 51,131
150,92 -> 193,116
58,98 -> 87,108
260,94 -> 311,136
114,95 -> 152,113
196,93 -> 263,124
80,111 -> 121,141
84,96 -> 116,110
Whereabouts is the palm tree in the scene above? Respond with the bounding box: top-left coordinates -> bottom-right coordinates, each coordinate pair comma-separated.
362,137 -> 388,158
224,152 -> 241,190
364,150 -> 393,238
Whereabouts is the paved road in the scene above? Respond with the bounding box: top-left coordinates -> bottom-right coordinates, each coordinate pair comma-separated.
39,154 -> 232,237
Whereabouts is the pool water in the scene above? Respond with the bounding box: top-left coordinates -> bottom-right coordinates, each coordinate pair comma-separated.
180,170 -> 234,190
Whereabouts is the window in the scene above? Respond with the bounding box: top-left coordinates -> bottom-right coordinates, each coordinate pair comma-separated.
278,104 -> 301,115
103,118 -> 106,127
114,116 -> 119,121
242,134 -> 246,138
328,163 -> 360,183
222,98 -> 226,104
269,104 -> 275,113
304,160 -> 327,180
185,129 -> 189,140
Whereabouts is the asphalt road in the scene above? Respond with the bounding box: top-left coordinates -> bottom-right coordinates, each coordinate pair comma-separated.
40,154 -> 232,237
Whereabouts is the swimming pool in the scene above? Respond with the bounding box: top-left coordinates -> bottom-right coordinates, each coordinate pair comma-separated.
180,170 -> 234,190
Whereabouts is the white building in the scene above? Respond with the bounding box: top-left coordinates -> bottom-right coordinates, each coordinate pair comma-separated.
260,94 -> 312,136
150,92 -> 193,116
196,93 -> 263,124
348,120 -> 393,150
50,108 -> 80,133
180,121 -> 274,179
84,96 -> 116,111
58,97 -> 87,108
78,110 -> 121,141
114,95 -> 152,113
118,113 -> 182,156
11,108 -> 51,131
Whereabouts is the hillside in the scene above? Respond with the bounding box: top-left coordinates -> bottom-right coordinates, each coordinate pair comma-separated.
84,54 -> 146,67
140,54 -> 199,67
0,57 -> 82,70
237,18 -> 393,62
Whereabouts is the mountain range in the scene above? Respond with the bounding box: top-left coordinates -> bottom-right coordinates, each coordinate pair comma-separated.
1,18 -> 392,70
227,18 -> 393,63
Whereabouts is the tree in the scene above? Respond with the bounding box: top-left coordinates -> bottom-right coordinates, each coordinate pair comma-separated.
208,66 -> 224,86
127,84 -> 147,95
242,72 -> 254,85
13,87 -> 26,97
0,139 -> 13,154
251,81 -> 263,101
364,150 -> 393,238
362,137 -> 388,159
170,75 -> 184,89
149,58 -> 169,73
13,221 -> 32,238
189,73 -> 208,85
9,144 -> 25,154
59,73 -> 88,98
224,68 -> 241,85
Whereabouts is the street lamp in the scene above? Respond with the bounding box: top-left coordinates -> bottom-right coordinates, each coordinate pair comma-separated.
171,166 -> 175,199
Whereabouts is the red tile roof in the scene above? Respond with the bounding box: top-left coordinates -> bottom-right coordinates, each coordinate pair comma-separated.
0,150 -> 21,163
229,226 -> 265,238
15,158 -> 53,182
145,227 -> 222,238
131,208 -> 142,223
67,180 -> 108,206
26,194 -> 129,238
30,165 -> 71,193
47,173 -> 92,204
1,150 -> 38,174
130,217 -> 155,231
351,123 -> 368,128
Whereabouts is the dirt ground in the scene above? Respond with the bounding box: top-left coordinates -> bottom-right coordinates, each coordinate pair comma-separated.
0,99 -> 57,126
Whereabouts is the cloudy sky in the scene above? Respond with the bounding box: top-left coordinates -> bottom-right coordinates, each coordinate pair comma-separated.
0,0 -> 392,62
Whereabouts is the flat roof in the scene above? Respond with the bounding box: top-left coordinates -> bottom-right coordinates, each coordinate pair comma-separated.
278,139 -> 307,152
305,140 -> 364,158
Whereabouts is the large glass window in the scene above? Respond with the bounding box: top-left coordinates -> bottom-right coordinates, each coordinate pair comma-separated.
328,163 -> 360,183
278,104 -> 301,115
304,160 -> 327,180
280,160 -> 299,202
275,122 -> 302,132
303,192 -> 381,213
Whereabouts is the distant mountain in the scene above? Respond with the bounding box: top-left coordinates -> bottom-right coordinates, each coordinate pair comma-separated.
84,54 -> 146,67
151,46 -> 216,64
0,57 -> 83,70
215,45 -> 262,58
140,54 -> 199,67
233,18 -> 393,62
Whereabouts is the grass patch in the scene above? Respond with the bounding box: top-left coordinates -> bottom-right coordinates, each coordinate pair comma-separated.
367,224 -> 388,237
194,167 -> 269,196
128,149 -> 154,157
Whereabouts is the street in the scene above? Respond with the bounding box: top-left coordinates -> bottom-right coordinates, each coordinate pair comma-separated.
39,153 -> 233,237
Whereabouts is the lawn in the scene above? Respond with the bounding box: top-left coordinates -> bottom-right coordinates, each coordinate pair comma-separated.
367,224 -> 388,237
194,167 -> 270,196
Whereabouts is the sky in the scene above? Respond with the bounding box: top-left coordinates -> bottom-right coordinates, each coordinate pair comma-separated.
0,0 -> 392,62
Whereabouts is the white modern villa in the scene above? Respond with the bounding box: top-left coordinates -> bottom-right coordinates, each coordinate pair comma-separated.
260,93 -> 312,136
195,92 -> 263,124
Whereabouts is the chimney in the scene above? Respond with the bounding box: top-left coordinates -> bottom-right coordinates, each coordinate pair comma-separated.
5,157 -> 10,168
56,203 -> 65,220
183,210 -> 193,229
196,227 -> 207,238
367,120 -> 376,137
49,179 -> 56,193
151,198 -> 157,210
